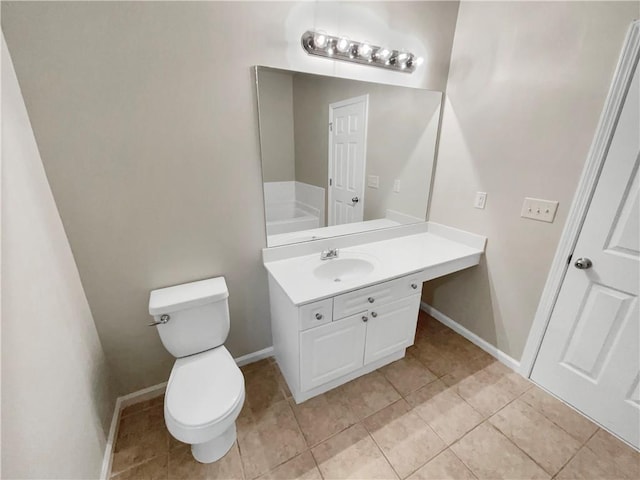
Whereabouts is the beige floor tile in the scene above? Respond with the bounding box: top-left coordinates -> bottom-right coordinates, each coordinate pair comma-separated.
409,329 -> 489,379
379,356 -> 437,397
289,389 -> 358,446
451,423 -> 549,480
489,399 -> 582,475
519,387 -> 598,444
405,380 -> 483,445
168,443 -> 244,480
336,370 -> 401,421
272,363 -> 293,399
363,399 -> 446,479
111,454 -> 168,480
238,399 -> 307,479
243,361 -> 287,416
257,452 -> 322,480
449,361 -> 531,417
112,405 -> 170,475
311,424 -> 399,479
121,395 -> 165,418
556,444 -> 622,479
584,429 -> 640,479
407,449 -> 476,480
439,353 -> 496,388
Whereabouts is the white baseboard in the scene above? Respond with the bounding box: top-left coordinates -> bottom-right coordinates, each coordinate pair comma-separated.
234,346 -> 274,367
100,346 -> 274,479
420,302 -> 520,372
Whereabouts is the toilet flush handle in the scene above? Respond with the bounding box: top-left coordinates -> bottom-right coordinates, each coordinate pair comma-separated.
148,314 -> 171,327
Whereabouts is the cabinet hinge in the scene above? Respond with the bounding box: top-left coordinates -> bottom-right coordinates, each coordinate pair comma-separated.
329,122 -> 333,132
567,253 -> 573,265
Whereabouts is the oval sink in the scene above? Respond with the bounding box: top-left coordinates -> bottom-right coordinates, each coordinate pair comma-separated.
313,256 -> 377,283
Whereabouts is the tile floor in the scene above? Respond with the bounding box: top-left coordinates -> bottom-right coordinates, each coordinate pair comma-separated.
109,312 -> 639,480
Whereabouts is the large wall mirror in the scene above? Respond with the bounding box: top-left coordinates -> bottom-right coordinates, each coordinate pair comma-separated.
256,66 -> 443,247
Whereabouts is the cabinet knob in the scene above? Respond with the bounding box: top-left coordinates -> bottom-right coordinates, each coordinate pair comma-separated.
411,283 -> 418,290
315,313 -> 323,320
368,297 -> 375,303
371,311 -> 378,318
362,315 -> 368,322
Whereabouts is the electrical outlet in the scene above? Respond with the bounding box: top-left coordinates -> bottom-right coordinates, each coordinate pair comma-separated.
521,197 -> 559,223
393,179 -> 401,193
368,175 -> 379,188
474,192 -> 487,209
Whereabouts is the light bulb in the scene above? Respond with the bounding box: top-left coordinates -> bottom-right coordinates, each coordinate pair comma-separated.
414,56 -> 424,67
358,42 -> 373,60
376,47 -> 391,62
313,31 -> 328,49
336,37 -> 351,53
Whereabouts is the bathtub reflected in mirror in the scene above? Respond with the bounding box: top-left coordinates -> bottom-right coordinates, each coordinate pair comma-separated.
255,66 -> 443,247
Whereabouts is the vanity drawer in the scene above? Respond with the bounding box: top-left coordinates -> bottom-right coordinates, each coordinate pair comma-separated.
333,272 -> 424,320
398,273 -> 423,297
334,278 -> 400,319
299,298 -> 333,331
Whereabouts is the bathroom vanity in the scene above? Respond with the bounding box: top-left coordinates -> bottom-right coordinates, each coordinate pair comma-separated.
255,65 -> 486,403
263,222 -> 486,403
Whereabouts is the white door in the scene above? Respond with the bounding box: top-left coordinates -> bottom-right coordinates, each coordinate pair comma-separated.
364,295 -> 421,365
328,95 -> 368,226
299,312 -> 366,391
531,62 -> 640,448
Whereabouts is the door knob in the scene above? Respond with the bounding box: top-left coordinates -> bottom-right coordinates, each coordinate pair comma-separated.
574,258 -> 593,270
371,312 -> 378,318
362,315 -> 368,322
352,196 -> 359,204
368,297 -> 375,303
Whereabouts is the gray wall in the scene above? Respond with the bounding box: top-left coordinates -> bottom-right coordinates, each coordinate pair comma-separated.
1,1 -> 460,394
424,1 -> 640,361
2,35 -> 115,479
291,74 -> 441,223
257,69 -> 296,183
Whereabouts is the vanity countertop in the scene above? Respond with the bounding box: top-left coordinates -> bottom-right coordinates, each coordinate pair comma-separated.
264,224 -> 486,305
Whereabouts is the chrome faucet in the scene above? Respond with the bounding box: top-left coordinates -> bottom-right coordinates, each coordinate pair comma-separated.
320,248 -> 339,260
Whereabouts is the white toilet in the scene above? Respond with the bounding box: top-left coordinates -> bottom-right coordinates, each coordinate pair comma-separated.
148,276 -> 245,463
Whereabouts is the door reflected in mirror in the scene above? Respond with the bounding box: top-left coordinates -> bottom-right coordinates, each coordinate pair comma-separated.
256,66 -> 442,247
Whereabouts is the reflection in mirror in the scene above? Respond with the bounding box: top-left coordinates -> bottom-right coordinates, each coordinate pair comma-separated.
256,66 -> 443,247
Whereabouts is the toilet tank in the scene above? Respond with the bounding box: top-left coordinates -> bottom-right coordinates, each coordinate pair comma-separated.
148,277 -> 230,358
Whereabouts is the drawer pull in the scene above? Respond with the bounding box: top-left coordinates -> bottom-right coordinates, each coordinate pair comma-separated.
371,311 -> 378,318
368,297 -> 375,303
362,315 -> 368,322
411,283 -> 418,290
315,313 -> 323,320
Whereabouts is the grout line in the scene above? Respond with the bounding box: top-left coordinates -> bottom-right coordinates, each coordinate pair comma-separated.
364,425 -> 403,480
446,446 -> 480,479
484,419 -> 557,477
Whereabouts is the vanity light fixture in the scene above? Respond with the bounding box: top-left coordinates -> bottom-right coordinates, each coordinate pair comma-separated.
301,30 -> 422,73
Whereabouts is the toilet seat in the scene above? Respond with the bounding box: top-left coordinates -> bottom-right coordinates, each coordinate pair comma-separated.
164,346 -> 245,445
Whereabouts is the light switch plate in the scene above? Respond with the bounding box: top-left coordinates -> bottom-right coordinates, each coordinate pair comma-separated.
393,179 -> 401,193
368,175 -> 379,188
474,192 -> 487,209
521,197 -> 559,223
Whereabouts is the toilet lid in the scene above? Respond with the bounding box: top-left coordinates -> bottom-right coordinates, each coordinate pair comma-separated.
165,347 -> 244,428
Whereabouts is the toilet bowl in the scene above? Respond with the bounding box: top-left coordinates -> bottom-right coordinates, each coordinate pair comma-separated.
148,277 -> 245,463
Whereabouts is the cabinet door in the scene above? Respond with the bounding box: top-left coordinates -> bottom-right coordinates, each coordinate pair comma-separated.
300,313 -> 367,391
364,294 -> 420,365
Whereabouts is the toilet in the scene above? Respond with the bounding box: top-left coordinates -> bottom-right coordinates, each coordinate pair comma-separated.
148,277 -> 245,463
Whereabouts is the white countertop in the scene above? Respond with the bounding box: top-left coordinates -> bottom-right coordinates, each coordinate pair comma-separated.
264,224 -> 486,305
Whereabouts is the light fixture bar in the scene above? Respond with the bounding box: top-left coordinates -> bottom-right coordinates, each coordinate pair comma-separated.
301,30 -> 421,74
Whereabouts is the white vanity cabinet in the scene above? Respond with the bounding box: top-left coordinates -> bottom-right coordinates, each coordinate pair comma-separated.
269,272 -> 423,403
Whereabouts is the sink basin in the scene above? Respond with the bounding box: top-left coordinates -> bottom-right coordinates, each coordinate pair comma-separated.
312,255 -> 378,283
